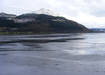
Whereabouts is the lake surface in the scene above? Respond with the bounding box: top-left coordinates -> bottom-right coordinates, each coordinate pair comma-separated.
0,33 -> 105,75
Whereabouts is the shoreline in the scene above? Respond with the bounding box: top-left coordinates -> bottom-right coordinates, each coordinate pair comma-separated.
0,31 -> 104,35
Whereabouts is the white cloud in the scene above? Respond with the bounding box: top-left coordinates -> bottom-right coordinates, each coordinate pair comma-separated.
1,0 -> 105,28
70,13 -> 105,28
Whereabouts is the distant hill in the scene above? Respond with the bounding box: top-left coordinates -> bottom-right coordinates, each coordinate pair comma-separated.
90,28 -> 105,32
0,12 -> 90,33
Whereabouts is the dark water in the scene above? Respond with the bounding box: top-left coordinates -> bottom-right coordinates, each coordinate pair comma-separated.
1,33 -> 105,75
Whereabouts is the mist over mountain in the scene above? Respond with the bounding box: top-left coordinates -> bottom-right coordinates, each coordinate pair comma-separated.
0,10 -> 91,33
0,13 -> 16,20
33,8 -> 59,16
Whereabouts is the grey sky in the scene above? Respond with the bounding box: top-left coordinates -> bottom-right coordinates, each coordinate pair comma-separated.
0,0 -> 105,28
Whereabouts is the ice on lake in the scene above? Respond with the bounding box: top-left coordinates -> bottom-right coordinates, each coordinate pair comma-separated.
0,33 -> 105,75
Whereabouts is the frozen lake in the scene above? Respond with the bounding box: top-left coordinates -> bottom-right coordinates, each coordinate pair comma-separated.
0,33 -> 105,75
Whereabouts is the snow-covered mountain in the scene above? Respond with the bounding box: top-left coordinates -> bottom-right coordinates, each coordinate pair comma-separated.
0,9 -> 90,33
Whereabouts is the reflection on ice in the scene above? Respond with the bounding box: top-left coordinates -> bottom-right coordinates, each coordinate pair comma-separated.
70,50 -> 90,55
0,33 -> 105,56
0,43 -> 30,51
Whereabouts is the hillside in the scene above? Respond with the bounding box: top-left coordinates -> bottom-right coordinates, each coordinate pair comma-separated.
0,13 -> 90,33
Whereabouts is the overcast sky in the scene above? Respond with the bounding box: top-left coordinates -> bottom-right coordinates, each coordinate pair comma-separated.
1,0 -> 105,28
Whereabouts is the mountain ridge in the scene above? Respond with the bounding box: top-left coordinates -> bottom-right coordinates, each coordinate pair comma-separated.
0,12 -> 91,33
